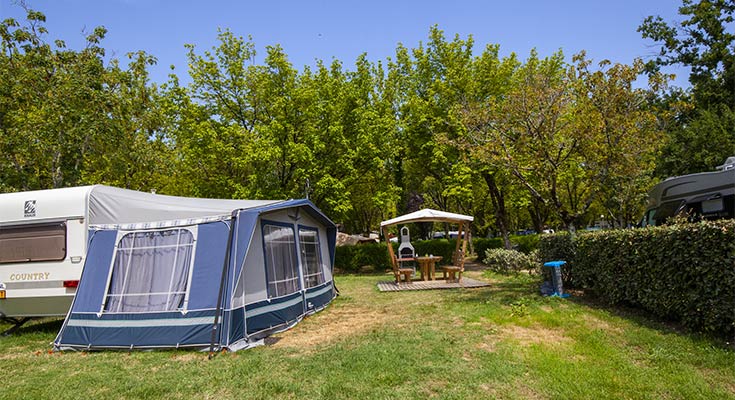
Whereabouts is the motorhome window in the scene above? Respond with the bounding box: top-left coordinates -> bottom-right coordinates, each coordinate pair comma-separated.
263,224 -> 300,298
299,228 -> 325,288
653,200 -> 685,224
0,222 -> 66,264
646,209 -> 656,227
702,198 -> 724,214
104,229 -> 194,313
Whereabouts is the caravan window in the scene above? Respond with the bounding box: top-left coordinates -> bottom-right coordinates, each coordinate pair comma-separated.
104,229 -> 194,313
0,222 -> 66,264
299,228 -> 325,288
263,224 -> 300,298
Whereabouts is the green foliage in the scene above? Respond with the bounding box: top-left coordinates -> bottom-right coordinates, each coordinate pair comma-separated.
0,8 -> 170,192
411,239 -> 461,265
540,222 -> 735,337
334,243 -> 392,273
511,234 -> 540,254
473,235 -> 539,263
0,6 -> 685,243
335,239 -> 465,273
473,237 -> 504,260
483,248 -> 539,274
656,103 -> 735,177
639,1 -> 735,176
171,31 -> 399,229
639,0 -> 735,109
457,50 -> 667,230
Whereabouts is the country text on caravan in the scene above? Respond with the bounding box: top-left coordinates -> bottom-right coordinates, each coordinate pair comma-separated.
8,272 -> 50,281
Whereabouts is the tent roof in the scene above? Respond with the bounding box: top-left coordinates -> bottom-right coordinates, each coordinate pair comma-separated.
87,185 -> 281,226
380,208 -> 474,227
0,185 -> 282,226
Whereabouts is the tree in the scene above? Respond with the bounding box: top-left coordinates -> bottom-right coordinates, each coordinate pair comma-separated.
170,30 -> 399,233
462,51 -> 667,231
639,0 -> 735,175
81,51 -> 174,191
0,9 -> 107,190
454,43 -> 520,247
389,26 -> 476,215
572,56 -> 668,227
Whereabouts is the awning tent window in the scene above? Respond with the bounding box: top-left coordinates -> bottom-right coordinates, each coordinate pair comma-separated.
104,228 -> 194,313
0,222 -> 66,264
264,224 -> 300,298
299,227 -> 325,288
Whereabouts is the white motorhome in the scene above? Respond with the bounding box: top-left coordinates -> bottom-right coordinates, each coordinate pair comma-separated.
0,185 -> 278,326
641,156 -> 735,226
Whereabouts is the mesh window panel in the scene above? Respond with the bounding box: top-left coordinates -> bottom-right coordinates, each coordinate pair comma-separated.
299,229 -> 325,288
105,229 -> 194,313
263,225 -> 300,297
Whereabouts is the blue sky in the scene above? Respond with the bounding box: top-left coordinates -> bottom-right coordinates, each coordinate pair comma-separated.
1,0 -> 690,87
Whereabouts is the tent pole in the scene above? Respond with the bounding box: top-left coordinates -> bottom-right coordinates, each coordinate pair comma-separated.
209,211 -> 238,359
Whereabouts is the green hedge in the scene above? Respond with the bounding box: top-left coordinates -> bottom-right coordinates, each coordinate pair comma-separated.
411,239 -> 459,265
474,237 -> 504,260
334,239 -> 461,273
539,221 -> 735,336
538,232 -> 576,285
484,248 -> 539,274
334,243 -> 391,273
513,234 -> 540,254
335,235 -> 542,274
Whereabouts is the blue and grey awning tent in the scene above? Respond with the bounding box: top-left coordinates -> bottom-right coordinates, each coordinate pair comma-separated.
54,186 -> 336,352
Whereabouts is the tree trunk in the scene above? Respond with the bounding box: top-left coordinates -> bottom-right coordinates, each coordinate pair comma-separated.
483,171 -> 512,250
528,196 -> 547,233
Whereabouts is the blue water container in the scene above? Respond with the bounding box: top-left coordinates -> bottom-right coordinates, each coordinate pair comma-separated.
543,261 -> 570,298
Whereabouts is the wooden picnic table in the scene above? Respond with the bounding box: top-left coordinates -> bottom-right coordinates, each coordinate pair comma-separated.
416,255 -> 442,281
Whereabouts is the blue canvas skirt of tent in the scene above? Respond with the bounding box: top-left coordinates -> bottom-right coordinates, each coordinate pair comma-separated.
54,199 -> 337,351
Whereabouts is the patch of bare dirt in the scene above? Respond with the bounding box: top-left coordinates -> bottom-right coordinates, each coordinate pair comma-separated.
539,305 -> 553,313
0,352 -> 26,360
699,368 -> 735,395
270,305 -> 398,351
727,380 -> 735,395
515,382 -> 547,400
500,324 -> 571,347
462,260 -> 488,272
170,353 -> 203,362
477,336 -> 497,353
581,314 -> 623,334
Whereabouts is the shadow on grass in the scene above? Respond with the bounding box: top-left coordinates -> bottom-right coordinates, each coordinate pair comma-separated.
1,318 -> 64,337
451,276 -> 543,306
453,274 -> 733,349
566,289 -> 734,349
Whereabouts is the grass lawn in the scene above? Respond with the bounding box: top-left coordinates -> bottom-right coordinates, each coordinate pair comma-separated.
2,270 -> 734,399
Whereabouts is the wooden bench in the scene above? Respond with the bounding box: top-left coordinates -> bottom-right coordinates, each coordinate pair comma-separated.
393,257 -> 415,284
441,266 -> 462,282
440,250 -> 465,283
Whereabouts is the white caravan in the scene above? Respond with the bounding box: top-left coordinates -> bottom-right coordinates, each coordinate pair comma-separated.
0,186 -> 94,320
0,185 -> 277,323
